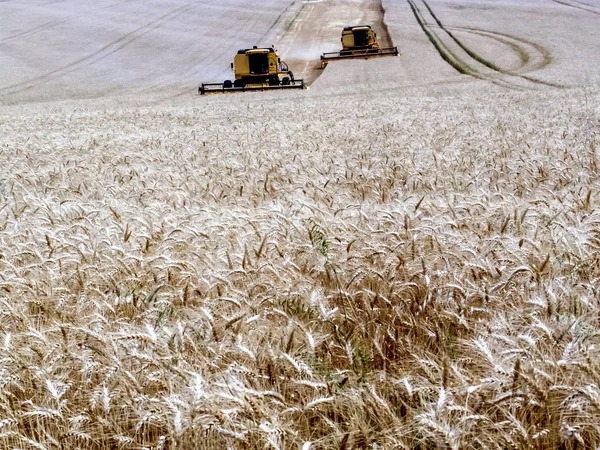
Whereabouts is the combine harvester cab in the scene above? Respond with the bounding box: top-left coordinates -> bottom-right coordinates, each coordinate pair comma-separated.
320,25 -> 398,68
199,46 -> 305,94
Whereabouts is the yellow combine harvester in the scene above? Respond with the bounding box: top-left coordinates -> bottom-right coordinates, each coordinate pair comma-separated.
320,25 -> 399,68
199,46 -> 304,94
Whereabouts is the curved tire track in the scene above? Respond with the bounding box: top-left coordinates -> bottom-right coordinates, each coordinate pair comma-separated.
406,0 -> 489,79
0,3 -> 195,96
419,0 -> 561,87
449,27 -> 553,73
407,0 -> 563,90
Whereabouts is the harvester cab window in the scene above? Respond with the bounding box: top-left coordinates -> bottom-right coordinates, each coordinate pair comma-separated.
249,53 -> 269,74
353,29 -> 369,47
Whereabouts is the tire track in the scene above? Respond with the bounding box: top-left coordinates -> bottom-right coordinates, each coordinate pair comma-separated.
407,0 -> 563,89
0,0 -> 134,47
37,0 -> 68,5
419,0 -> 561,87
257,0 -> 297,44
449,27 -> 553,73
0,3 -> 195,96
1,15 -> 84,45
570,0 -> 600,8
406,0 -> 493,81
551,0 -> 600,15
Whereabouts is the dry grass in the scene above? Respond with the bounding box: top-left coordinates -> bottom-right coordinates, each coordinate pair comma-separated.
0,86 -> 599,449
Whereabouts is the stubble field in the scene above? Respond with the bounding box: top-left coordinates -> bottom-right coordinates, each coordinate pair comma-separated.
1,0 -> 600,448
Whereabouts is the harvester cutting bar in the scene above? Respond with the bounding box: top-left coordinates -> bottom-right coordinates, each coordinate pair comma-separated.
320,46 -> 399,68
199,79 -> 305,95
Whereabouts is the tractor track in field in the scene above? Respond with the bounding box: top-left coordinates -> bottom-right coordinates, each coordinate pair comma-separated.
550,0 -> 600,15
0,0 -> 135,47
257,0 -> 299,44
571,0 -> 600,7
0,3 -> 196,96
448,27 -> 553,73
407,0 -> 563,90
406,0 -> 520,89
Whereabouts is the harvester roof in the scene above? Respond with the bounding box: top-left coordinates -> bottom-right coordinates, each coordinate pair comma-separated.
343,25 -> 372,31
237,46 -> 275,54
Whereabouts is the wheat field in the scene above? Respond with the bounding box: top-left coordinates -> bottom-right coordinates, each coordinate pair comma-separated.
1,85 -> 599,448
2,0 -> 600,448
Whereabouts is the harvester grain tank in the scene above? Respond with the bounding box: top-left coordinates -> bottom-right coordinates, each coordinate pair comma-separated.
199,46 -> 304,94
320,25 -> 399,68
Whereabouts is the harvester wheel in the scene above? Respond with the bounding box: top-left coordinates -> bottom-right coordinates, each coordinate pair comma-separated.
282,77 -> 290,86
269,75 -> 280,86
223,80 -> 232,88
233,79 -> 245,88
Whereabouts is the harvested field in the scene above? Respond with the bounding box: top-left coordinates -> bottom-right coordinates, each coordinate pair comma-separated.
1,0 -> 600,448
